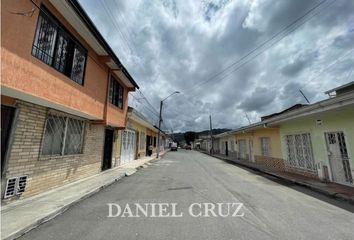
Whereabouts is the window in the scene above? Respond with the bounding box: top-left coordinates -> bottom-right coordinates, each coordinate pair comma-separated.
32,6 -> 87,85
285,133 -> 315,171
109,76 -> 124,109
260,137 -> 271,157
42,114 -> 85,156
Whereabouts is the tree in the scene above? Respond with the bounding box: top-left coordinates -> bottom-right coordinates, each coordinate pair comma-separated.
184,131 -> 198,145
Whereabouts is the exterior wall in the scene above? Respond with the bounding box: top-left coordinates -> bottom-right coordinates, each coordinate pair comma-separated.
279,107 -> 354,181
251,128 -> 285,172
216,128 -> 285,171
112,129 -> 122,167
146,129 -> 158,154
1,0 -> 109,120
234,132 -> 253,161
126,120 -> 148,158
3,100 -> 105,199
106,85 -> 130,127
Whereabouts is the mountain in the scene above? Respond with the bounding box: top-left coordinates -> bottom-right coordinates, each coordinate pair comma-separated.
169,128 -> 231,142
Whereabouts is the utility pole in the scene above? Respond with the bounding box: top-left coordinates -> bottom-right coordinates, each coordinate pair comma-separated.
209,115 -> 213,155
156,91 -> 180,159
157,100 -> 163,159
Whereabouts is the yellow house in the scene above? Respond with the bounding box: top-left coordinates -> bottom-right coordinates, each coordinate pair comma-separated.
214,124 -> 284,171
118,107 -> 160,165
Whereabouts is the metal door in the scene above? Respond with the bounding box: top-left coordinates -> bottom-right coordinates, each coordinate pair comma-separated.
325,132 -> 353,185
121,130 -> 136,164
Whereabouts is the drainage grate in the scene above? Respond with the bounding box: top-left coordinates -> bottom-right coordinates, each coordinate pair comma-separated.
4,176 -> 28,198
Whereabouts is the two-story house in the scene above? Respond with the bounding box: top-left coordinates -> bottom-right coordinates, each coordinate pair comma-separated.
1,0 -> 139,200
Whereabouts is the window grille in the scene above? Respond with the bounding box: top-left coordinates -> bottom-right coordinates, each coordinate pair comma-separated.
285,133 -> 315,171
260,137 -> 271,157
42,114 -> 85,156
32,6 -> 86,85
109,76 -> 124,109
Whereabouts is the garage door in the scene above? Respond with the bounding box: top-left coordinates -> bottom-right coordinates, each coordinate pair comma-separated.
121,130 -> 136,165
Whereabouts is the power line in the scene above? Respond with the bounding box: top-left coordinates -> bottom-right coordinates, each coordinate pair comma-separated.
181,0 -> 333,95
99,0 -> 135,54
129,93 -> 160,117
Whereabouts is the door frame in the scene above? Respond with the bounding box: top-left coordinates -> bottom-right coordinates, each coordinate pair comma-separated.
102,128 -> 114,171
1,104 -> 18,199
324,131 -> 353,186
225,141 -> 229,156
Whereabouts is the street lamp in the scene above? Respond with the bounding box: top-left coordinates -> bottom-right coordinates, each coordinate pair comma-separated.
156,91 -> 180,158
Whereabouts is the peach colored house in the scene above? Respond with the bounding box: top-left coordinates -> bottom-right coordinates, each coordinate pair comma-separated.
1,0 -> 139,200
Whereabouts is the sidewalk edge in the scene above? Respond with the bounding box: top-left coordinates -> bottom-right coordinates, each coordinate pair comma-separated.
3,154 -> 165,240
198,151 -> 354,205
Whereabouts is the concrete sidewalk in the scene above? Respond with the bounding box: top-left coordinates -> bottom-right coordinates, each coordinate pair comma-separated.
1,152 -> 167,240
198,150 -> 354,205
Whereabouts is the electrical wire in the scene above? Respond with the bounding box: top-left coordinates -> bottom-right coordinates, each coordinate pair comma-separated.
181,0 -> 334,95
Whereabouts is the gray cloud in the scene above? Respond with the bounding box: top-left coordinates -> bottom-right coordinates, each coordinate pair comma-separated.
80,0 -> 354,131
239,87 -> 276,112
281,51 -> 318,77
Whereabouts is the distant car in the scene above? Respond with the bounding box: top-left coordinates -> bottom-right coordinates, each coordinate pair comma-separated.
185,144 -> 192,150
171,142 -> 178,151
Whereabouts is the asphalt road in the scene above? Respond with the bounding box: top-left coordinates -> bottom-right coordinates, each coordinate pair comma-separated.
19,150 -> 354,240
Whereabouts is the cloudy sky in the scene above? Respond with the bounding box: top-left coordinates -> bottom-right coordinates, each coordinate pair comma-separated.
80,0 -> 354,132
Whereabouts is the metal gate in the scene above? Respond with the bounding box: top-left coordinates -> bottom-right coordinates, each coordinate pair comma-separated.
325,132 -> 353,185
121,129 -> 136,165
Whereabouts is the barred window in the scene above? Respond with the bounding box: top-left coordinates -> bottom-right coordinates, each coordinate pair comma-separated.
42,115 -> 85,156
32,6 -> 87,85
260,137 -> 271,157
109,76 -> 124,109
285,133 -> 315,171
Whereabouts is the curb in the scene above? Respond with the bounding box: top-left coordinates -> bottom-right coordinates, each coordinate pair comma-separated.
199,151 -> 354,205
4,172 -> 126,240
4,155 -> 164,240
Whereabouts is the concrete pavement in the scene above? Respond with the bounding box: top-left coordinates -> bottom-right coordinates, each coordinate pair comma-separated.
1,153 -> 166,240
206,151 -> 354,204
14,150 -> 354,240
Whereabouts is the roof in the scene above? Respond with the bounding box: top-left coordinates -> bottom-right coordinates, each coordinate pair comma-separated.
260,104 -> 307,121
325,81 -> 354,95
127,107 -> 158,133
214,91 -> 354,139
50,0 -> 139,89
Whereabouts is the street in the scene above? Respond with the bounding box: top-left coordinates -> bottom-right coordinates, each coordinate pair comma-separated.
19,150 -> 354,240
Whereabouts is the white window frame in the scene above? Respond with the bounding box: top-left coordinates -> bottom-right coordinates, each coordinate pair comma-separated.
285,133 -> 315,171
260,137 -> 271,157
41,114 -> 85,156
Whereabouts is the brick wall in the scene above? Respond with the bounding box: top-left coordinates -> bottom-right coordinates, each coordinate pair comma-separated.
255,155 -> 285,172
4,100 -> 105,199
